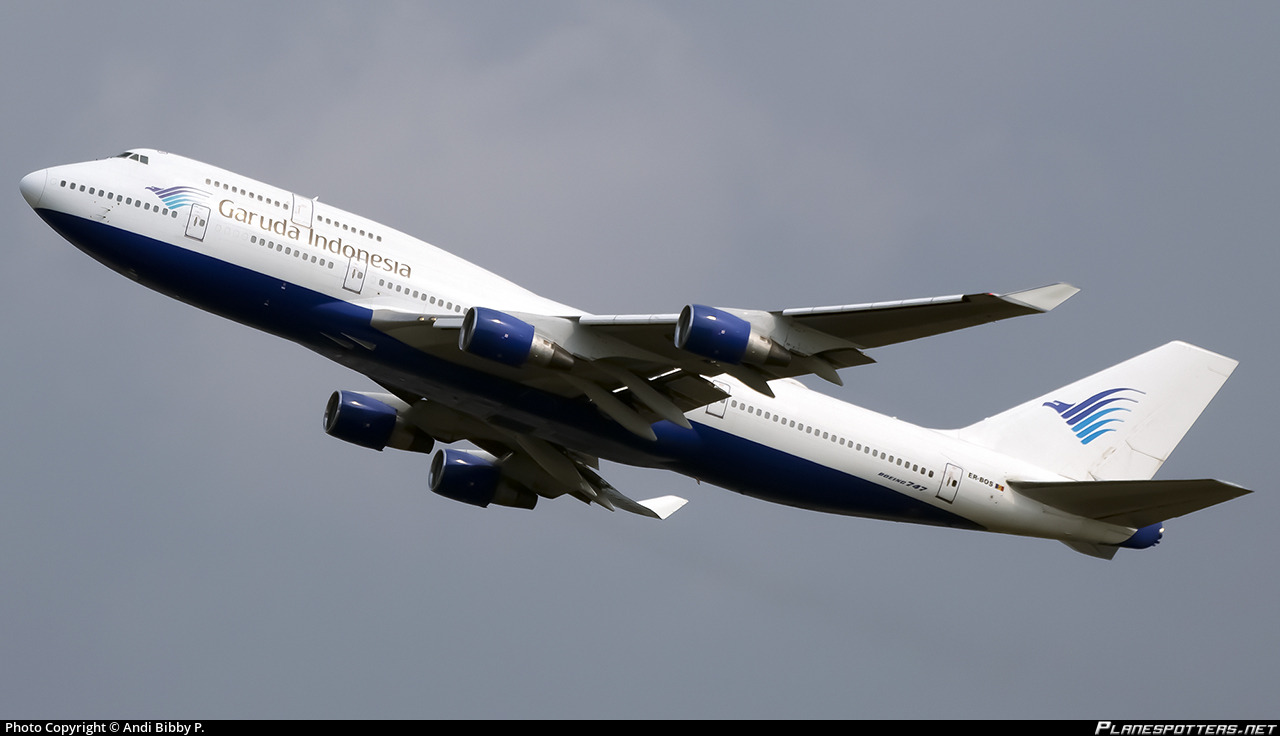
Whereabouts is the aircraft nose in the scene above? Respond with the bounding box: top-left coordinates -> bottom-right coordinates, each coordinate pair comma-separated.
20,169 -> 47,208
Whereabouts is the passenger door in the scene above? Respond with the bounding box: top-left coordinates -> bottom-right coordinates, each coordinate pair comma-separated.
342,257 -> 366,294
938,463 -> 963,503
184,204 -> 210,241
291,194 -> 314,229
705,380 -> 730,418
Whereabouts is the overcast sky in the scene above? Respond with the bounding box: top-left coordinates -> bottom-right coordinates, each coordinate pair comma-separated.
3,1 -> 1277,719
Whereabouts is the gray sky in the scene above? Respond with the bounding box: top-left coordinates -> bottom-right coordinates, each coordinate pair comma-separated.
3,1 -> 1277,719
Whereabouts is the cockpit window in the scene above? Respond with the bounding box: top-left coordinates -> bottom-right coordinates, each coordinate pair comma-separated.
115,151 -> 149,164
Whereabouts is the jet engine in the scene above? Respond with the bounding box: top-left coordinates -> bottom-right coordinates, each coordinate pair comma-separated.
428,448 -> 538,509
322,390 -> 435,453
1119,522 -> 1164,549
674,304 -> 791,366
459,307 -> 574,370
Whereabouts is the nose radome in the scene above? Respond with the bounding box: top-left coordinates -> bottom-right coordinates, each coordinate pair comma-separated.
20,169 -> 47,208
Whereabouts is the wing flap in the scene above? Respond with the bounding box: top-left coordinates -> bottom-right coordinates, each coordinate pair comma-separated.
575,464 -> 689,519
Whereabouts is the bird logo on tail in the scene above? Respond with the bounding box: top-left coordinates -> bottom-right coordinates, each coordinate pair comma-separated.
1043,387 -> 1145,445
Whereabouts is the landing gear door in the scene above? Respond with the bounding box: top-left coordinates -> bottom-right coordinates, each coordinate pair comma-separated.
184,204 -> 210,241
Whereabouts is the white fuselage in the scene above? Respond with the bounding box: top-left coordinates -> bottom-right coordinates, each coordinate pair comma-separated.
20,149 -> 1148,548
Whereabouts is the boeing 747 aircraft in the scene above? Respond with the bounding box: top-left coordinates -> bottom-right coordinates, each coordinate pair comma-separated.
20,149 -> 1250,558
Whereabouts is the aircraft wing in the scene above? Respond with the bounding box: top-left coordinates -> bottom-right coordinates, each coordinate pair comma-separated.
771,282 -> 1081,350
379,385 -> 687,519
576,283 -> 1079,385
372,283 -> 1077,438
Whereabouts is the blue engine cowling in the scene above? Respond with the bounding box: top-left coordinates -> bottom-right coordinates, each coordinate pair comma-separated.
675,304 -> 751,363
460,307 -> 536,367
324,390 -> 400,450
459,307 -> 574,370
674,304 -> 790,366
1119,522 -> 1164,549
428,449 -> 537,509
323,391 -> 434,453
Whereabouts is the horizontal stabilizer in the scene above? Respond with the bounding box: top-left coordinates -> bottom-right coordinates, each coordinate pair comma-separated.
1010,478 -> 1251,529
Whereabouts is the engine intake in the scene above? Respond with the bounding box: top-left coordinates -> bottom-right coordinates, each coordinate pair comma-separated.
459,307 -> 574,370
322,391 -> 435,453
674,305 -> 791,366
428,449 -> 537,509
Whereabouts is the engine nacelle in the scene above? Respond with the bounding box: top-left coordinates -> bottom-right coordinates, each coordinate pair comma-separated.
322,391 -> 435,453
428,449 -> 538,509
1119,522 -> 1164,549
459,307 -> 573,370
674,304 -> 791,366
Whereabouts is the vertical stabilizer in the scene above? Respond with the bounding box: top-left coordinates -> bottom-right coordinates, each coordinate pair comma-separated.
952,342 -> 1237,481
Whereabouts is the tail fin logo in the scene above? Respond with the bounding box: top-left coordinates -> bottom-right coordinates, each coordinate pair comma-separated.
1043,387 -> 1145,445
146,185 -> 210,210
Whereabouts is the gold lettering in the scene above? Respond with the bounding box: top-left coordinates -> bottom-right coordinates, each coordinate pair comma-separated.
222,199 -> 412,276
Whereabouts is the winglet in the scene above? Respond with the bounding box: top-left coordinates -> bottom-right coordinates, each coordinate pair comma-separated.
1000,283 -> 1080,313
636,495 -> 689,520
